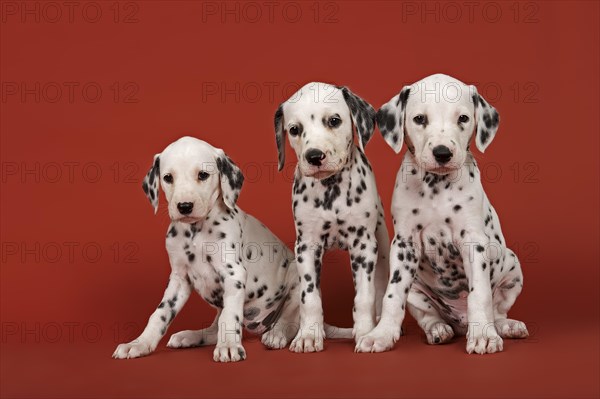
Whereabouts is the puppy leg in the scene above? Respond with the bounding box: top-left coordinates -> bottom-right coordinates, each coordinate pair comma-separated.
289,242 -> 325,353
213,262 -> 247,362
407,288 -> 454,345
355,233 -> 418,352
494,250 -> 528,339
374,202 -> 391,318
462,234 -> 503,354
113,272 -> 192,359
349,233 -> 378,341
167,311 -> 221,348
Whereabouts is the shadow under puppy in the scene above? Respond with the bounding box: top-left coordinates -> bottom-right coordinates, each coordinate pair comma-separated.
113,137 -> 350,362
357,74 -> 528,354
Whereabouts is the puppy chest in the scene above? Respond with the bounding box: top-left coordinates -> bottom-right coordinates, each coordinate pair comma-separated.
187,263 -> 223,308
415,281 -> 469,328
416,227 -> 469,300
413,229 -> 470,329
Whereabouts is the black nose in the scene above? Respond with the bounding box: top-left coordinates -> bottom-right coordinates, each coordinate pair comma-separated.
305,148 -> 326,166
177,202 -> 193,215
432,145 -> 453,165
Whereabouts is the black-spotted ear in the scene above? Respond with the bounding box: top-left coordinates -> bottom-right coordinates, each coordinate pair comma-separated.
338,86 -> 376,151
376,86 -> 411,154
141,154 -> 160,213
274,104 -> 286,171
471,88 -> 500,153
216,151 -> 244,209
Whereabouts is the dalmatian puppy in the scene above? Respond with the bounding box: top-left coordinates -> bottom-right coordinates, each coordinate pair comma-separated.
113,137 -> 350,362
274,83 -> 390,352
356,74 -> 528,354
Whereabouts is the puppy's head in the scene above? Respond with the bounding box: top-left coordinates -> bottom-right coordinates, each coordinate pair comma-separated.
142,136 -> 244,223
274,82 -> 376,180
377,74 -> 500,174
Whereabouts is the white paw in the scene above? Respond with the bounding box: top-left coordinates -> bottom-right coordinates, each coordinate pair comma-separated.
289,325 -> 325,353
261,328 -> 289,350
354,323 -> 400,353
167,330 -> 207,348
495,319 -> 529,339
112,340 -> 153,359
466,325 -> 504,354
352,320 -> 376,341
213,342 -> 246,362
426,322 -> 454,345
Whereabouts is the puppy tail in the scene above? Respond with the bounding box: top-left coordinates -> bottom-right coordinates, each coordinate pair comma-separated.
324,323 -> 353,339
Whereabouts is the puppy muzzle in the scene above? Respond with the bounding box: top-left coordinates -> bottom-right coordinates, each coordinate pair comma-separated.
300,154 -> 345,180
169,199 -> 209,224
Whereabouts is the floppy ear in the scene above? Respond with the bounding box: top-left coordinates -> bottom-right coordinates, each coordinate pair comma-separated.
274,104 -> 286,171
338,86 -> 376,151
216,151 -> 244,209
141,154 -> 161,214
471,87 -> 500,153
376,85 -> 411,154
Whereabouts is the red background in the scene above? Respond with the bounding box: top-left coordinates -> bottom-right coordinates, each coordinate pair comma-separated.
1,1 -> 598,398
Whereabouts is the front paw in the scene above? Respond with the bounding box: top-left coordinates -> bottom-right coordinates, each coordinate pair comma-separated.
213,342 -> 247,362
112,340 -> 153,359
466,324 -> 504,354
355,323 -> 400,353
289,323 -> 325,353
167,330 -> 206,348
261,328 -> 289,350
352,320 -> 376,341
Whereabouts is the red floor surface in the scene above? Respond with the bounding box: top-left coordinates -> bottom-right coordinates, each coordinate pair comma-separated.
2,317 -> 598,398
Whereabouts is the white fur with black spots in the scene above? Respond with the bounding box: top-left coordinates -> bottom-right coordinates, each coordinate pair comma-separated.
356,74 -> 528,355
113,137 -> 351,362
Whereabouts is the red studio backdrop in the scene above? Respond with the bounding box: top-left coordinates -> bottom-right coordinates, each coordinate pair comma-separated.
1,1 -> 598,398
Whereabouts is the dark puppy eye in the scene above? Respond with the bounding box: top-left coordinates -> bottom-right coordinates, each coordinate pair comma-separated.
163,174 -> 173,184
413,114 -> 427,125
328,115 -> 341,128
458,115 -> 470,123
198,171 -> 210,181
288,124 -> 302,137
